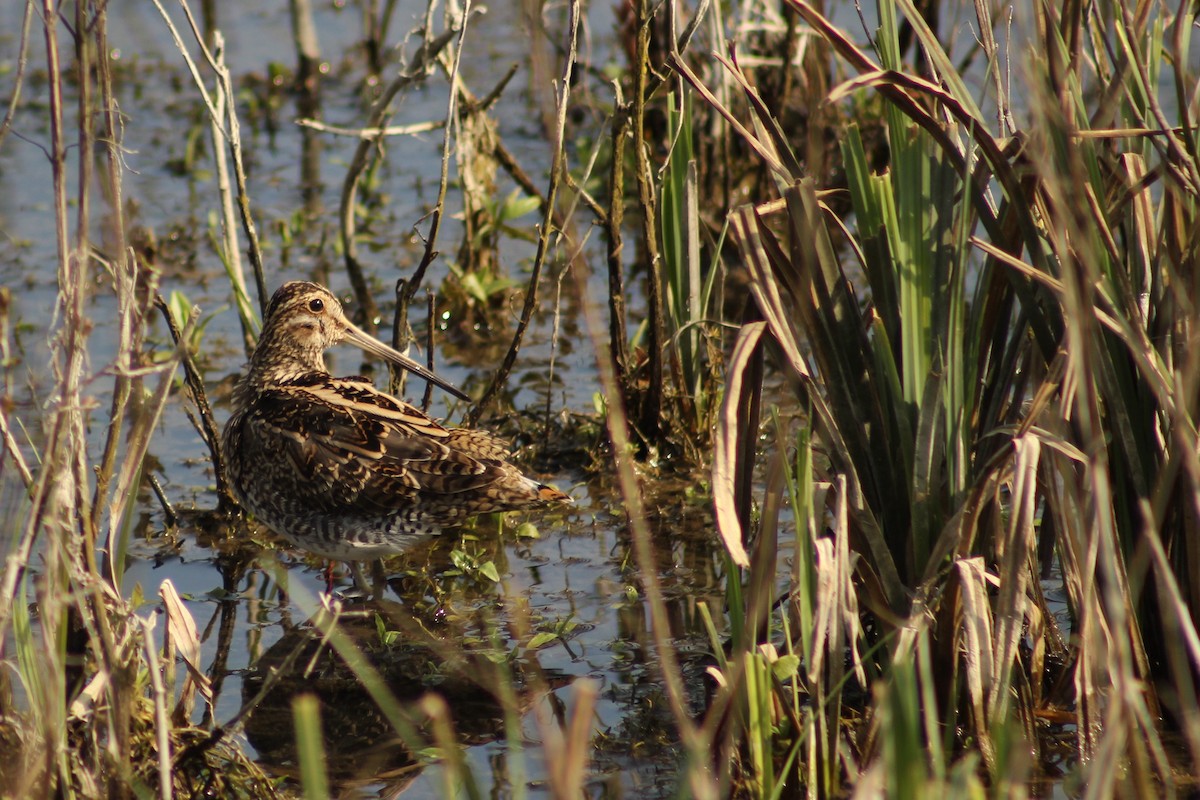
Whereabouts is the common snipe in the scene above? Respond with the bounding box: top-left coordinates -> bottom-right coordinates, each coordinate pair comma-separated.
222,281 -> 570,564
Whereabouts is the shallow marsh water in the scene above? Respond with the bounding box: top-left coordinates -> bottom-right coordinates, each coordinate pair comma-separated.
0,1 -> 761,796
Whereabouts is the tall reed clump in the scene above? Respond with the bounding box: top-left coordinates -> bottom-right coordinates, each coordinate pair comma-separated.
0,4 -> 271,797
654,0 -> 1200,795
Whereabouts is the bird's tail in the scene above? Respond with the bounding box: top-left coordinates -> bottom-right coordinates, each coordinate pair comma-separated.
533,482 -> 571,504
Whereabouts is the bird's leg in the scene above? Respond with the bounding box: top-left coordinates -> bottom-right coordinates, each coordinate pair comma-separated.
323,561 -> 336,593
369,559 -> 388,599
349,562 -> 373,596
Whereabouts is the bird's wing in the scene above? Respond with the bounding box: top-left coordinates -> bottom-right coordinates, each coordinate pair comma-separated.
243,379 -> 501,514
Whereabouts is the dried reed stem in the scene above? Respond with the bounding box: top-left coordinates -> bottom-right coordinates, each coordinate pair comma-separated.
89,0 -> 138,536
392,8 -> 473,393
632,0 -> 665,441
605,86 -> 631,403
339,24 -> 460,333
0,0 -> 32,155
465,0 -> 578,425
150,0 -> 267,342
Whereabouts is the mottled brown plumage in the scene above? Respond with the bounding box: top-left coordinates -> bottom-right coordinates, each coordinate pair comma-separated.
221,281 -> 570,561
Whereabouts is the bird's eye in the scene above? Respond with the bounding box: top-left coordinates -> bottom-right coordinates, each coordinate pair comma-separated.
308,298 -> 325,313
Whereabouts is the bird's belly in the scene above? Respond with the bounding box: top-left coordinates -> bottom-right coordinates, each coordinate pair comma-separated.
240,493 -> 439,561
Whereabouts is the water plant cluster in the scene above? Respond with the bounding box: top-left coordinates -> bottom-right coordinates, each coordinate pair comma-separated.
3,0 -> 1200,797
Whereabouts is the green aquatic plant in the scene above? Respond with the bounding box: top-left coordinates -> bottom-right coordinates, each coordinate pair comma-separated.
684,0 -> 1200,794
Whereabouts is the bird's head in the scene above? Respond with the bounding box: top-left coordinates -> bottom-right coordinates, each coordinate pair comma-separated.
249,281 -> 469,401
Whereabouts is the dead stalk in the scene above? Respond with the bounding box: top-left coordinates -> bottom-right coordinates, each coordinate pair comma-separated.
141,618 -> 174,800
289,0 -> 320,84
633,0 -> 665,441
94,246 -> 148,576
393,8 -> 474,393
209,39 -> 259,352
0,0 -> 33,154
150,0 -> 266,338
465,0 -> 578,426
605,85 -> 631,404
154,294 -> 238,514
337,23 -> 461,334
296,117 -> 443,138
89,0 -> 138,536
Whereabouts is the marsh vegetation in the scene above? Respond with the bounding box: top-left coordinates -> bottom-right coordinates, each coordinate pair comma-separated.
3,0 -> 1200,797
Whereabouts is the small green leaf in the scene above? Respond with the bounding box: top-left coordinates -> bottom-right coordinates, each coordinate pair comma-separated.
167,290 -> 192,328
771,654 -> 801,681
479,561 -> 500,583
461,272 -> 487,304
515,522 -> 540,539
528,632 -> 558,649
497,188 -> 541,223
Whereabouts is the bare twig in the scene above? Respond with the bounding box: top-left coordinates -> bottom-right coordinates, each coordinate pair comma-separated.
422,288 -> 435,412
340,24 -> 462,333
150,0 -> 264,347
632,0 -> 665,440
0,0 -> 33,155
644,0 -> 710,98
605,86 -> 631,405
173,0 -> 269,312
495,136 -> 569,227
397,14 -> 476,346
214,32 -> 269,322
147,473 -> 179,528
295,117 -> 443,138
392,7 -> 475,397
464,0 -> 579,426
154,294 -> 239,515
474,61 -> 519,110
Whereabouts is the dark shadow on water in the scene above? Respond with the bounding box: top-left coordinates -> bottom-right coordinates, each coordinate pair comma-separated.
240,604 -> 568,788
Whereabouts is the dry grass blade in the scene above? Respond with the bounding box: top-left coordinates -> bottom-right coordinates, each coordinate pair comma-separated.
989,434 -> 1040,722
730,199 -> 905,611
712,321 -> 764,568
0,0 -> 33,155
833,480 -> 867,690
668,54 -> 789,180
545,680 -> 598,797
956,557 -> 996,768
100,306 -> 191,591
160,579 -> 214,723
140,616 -> 173,800
710,50 -> 802,183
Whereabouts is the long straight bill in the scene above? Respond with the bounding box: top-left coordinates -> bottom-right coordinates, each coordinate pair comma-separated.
343,322 -> 471,402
